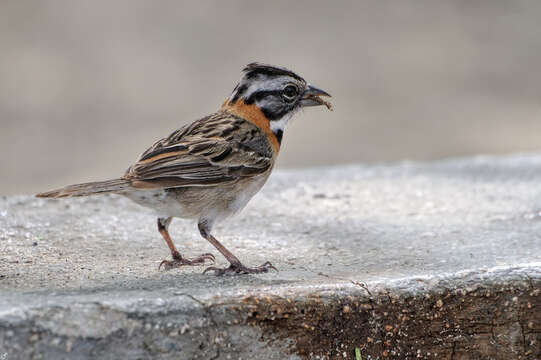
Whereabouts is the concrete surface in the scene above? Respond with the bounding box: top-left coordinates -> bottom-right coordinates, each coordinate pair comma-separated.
1,154 -> 540,359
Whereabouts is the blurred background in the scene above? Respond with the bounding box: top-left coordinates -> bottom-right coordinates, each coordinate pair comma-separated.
1,0 -> 541,195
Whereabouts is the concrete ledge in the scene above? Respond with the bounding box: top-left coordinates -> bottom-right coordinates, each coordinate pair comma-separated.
1,154 -> 541,359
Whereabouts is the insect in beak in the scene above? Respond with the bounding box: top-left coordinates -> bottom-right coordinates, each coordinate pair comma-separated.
300,84 -> 333,110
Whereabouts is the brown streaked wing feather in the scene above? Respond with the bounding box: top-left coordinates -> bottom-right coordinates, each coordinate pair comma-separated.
124,112 -> 273,189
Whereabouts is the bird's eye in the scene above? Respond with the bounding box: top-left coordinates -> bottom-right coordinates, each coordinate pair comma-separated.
282,85 -> 298,101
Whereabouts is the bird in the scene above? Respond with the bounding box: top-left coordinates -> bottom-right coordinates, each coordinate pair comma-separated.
36,62 -> 332,275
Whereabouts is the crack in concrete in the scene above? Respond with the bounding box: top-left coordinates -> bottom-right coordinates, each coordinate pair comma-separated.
524,274 -> 535,292
174,293 -> 220,360
450,341 -> 456,360
519,321 -> 527,357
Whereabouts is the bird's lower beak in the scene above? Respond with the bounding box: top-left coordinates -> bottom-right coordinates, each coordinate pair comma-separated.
300,84 -> 333,110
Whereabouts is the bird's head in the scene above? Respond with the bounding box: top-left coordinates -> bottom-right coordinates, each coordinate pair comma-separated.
222,63 -> 332,147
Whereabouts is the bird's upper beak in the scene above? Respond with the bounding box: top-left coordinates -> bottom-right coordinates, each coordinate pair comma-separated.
300,84 -> 333,110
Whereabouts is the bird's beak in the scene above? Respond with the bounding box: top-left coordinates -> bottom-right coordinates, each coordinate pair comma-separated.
300,84 -> 333,110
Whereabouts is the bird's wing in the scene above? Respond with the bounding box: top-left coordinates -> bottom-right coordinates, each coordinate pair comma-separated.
124,112 -> 273,189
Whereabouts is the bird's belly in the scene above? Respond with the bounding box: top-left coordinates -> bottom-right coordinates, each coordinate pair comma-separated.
123,173 -> 270,221
122,189 -> 194,219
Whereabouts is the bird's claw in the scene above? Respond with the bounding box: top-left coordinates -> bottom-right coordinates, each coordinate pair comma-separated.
159,253 -> 215,270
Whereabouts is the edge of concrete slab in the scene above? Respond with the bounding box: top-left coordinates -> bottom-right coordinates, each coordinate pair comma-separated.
1,263 -> 539,359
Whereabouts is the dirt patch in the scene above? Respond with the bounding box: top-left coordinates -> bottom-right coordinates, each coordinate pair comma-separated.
236,279 -> 540,359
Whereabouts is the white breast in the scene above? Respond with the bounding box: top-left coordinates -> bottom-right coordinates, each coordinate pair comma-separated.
269,112 -> 293,133
229,174 -> 270,214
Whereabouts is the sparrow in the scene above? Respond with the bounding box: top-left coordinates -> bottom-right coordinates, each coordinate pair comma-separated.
37,63 -> 332,275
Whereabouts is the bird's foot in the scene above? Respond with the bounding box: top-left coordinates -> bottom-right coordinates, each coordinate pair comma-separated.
203,261 -> 277,276
159,252 -> 215,270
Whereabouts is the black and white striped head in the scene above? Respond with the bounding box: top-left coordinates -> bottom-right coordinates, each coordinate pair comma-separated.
226,63 -> 331,136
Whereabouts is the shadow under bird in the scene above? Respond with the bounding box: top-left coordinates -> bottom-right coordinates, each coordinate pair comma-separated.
37,63 -> 332,275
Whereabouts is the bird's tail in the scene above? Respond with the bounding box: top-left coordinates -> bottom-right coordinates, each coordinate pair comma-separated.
36,178 -> 132,198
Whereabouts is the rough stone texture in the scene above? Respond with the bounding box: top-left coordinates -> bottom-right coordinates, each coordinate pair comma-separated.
1,154 -> 540,359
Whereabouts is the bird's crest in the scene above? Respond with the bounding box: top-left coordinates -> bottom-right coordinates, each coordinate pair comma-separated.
242,62 -> 305,82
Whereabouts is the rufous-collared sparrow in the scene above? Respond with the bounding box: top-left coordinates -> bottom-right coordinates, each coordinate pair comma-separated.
37,63 -> 332,275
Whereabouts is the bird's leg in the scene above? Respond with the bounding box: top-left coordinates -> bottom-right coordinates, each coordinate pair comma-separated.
198,220 -> 277,276
157,217 -> 215,270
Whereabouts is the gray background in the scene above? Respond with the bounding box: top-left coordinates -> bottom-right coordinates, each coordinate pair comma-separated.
2,0 -> 541,195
